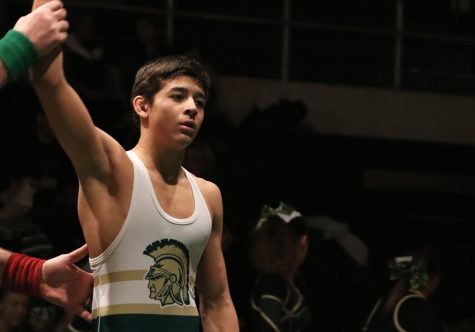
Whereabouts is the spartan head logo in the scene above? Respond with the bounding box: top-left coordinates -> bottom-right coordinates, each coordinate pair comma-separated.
143,239 -> 190,307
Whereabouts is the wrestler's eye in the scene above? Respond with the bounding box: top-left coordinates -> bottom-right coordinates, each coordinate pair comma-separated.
171,94 -> 185,102
194,98 -> 205,109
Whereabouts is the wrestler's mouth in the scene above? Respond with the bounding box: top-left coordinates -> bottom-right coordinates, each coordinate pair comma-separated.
179,121 -> 197,135
179,120 -> 196,130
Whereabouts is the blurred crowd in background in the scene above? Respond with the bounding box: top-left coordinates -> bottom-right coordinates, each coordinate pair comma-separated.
1,1 -> 475,331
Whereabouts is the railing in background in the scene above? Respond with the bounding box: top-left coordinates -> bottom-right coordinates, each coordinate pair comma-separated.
6,0 -> 475,95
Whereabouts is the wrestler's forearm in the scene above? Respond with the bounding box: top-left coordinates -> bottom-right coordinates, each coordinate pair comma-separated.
200,304 -> 239,332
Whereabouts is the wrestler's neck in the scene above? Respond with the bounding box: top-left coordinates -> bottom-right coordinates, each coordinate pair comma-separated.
133,140 -> 186,183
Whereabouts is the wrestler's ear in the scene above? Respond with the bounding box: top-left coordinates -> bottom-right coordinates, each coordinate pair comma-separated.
132,96 -> 149,120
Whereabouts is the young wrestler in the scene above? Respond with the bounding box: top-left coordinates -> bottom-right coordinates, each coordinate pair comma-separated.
30,0 -> 239,330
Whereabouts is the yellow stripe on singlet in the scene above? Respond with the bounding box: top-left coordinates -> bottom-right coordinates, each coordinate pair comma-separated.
92,303 -> 200,319
94,270 -> 148,286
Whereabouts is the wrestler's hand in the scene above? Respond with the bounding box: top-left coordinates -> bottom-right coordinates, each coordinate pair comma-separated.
39,244 -> 93,322
13,0 -> 68,56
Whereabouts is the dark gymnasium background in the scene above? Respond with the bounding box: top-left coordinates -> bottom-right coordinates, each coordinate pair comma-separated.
1,0 -> 475,331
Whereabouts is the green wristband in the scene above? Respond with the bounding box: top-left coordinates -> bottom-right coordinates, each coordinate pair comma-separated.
0,29 -> 39,82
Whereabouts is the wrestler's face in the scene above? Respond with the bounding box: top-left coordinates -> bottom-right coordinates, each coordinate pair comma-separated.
148,76 -> 206,150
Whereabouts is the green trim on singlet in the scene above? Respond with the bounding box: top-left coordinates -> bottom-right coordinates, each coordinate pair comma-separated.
93,313 -> 201,332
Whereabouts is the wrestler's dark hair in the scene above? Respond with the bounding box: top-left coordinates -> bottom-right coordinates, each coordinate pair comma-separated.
130,55 -> 211,125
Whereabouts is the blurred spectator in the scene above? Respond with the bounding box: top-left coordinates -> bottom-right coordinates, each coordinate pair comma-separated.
29,297 -> 68,332
0,174 -> 54,258
120,15 -> 172,93
64,12 -> 108,101
0,86 -> 82,254
361,248 -> 446,332
248,202 -> 312,332
0,291 -> 31,332
64,11 -> 124,134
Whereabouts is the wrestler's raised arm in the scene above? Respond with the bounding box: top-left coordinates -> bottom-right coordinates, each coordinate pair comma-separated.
30,0 -> 133,257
